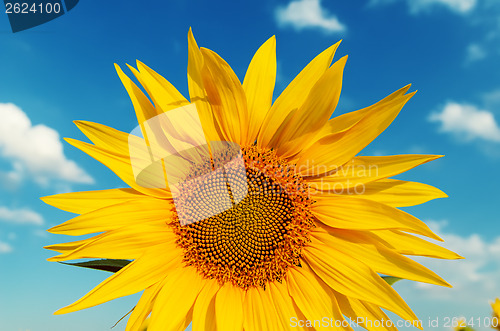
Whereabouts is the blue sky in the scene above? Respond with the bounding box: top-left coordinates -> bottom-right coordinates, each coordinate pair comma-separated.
0,0 -> 499,330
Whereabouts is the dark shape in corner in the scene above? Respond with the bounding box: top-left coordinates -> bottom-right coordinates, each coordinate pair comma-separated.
4,0 -> 80,33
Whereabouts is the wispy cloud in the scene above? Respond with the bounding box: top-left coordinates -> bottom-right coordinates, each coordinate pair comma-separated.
369,0 -> 477,14
0,103 -> 94,187
275,0 -> 346,34
0,241 -> 13,254
465,43 -> 487,63
429,101 -> 500,143
0,206 -> 44,226
483,88 -> 500,109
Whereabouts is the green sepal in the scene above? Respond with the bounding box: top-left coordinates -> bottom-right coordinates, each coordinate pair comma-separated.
382,276 -> 402,285
60,259 -> 131,273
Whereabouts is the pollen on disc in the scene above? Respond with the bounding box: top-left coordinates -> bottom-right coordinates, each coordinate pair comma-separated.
171,145 -> 315,289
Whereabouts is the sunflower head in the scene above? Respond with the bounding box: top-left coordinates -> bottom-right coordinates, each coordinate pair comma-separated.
42,29 -> 462,331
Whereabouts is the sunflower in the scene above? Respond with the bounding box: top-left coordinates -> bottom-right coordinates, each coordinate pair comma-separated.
42,29 -> 462,331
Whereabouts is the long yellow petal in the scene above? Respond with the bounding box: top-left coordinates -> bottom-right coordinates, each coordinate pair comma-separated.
149,266 -> 203,331
243,35 -> 277,144
131,61 -> 190,113
311,84 -> 411,142
73,120 -> 187,188
372,230 -> 463,259
296,89 -> 415,176
334,291 -> 399,331
268,280 -> 308,331
40,187 -> 150,214
340,179 -> 448,207
287,263 -> 352,331
201,48 -> 248,145
44,237 -> 93,254
258,41 -> 341,150
64,138 -> 170,198
311,228 -> 450,287
47,198 -> 174,235
312,196 -> 442,240
243,286 -> 280,331
115,63 -> 160,125
274,56 -> 347,158
215,283 -> 244,331
304,246 -> 420,325
306,154 -> 442,190
74,120 -> 132,155
187,28 -> 221,143
126,281 -> 164,331
54,243 -> 181,315
47,224 -> 176,262
192,278 -> 219,331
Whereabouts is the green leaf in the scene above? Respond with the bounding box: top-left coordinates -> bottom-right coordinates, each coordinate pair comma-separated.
60,259 -> 132,273
382,276 -> 402,285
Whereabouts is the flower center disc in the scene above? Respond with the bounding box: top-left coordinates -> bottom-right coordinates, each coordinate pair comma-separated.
171,146 -> 314,289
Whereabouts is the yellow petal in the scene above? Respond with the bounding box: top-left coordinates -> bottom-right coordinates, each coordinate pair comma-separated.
312,196 -> 442,240
372,230 -> 463,259
304,245 -> 419,324
268,280 -> 308,331
44,237 -> 93,254
296,88 -> 415,176
130,61 -> 189,113
115,63 -> 160,125
149,266 -> 203,331
341,179 -> 448,207
311,228 -> 450,287
41,188 -> 150,214
215,283 -> 244,331
243,35 -> 277,144
64,138 -> 170,198
274,56 -> 347,159
258,41 -> 341,150
334,291 -> 400,331
126,282 -> 164,331
311,84 -> 411,142
73,120 -> 185,190
75,120 -> 132,155
47,198 -> 174,236
243,286 -> 280,331
201,48 -> 248,145
192,278 -> 219,331
287,263 -> 352,331
306,154 -> 442,190
47,224 -> 176,262
491,298 -> 500,315
54,243 -> 180,315
187,28 -> 222,143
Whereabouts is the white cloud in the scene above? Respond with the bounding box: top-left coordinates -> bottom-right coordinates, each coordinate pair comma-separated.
410,0 -> 477,13
429,101 -> 500,143
0,241 -> 13,254
275,0 -> 346,34
0,103 -> 94,186
466,43 -> 487,62
33,229 -> 49,238
369,0 -> 477,14
0,206 -> 44,226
